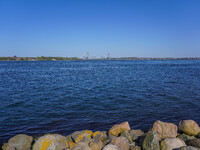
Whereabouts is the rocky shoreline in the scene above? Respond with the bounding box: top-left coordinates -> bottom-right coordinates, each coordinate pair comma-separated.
2,120 -> 200,150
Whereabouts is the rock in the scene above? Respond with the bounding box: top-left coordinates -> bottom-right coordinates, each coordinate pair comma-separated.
2,145 -> 14,150
120,130 -> 133,143
89,140 -> 103,150
71,142 -> 91,150
160,138 -> 186,150
108,122 -> 131,136
175,146 -> 200,150
196,132 -> 200,138
66,134 -> 73,142
102,140 -> 110,147
177,133 -> 196,142
2,134 -> 33,150
187,139 -> 200,148
66,141 -> 77,149
142,131 -> 160,150
138,136 -> 146,147
131,146 -> 141,150
129,142 -> 136,149
102,144 -> 120,150
110,136 -> 129,150
151,120 -> 178,141
108,135 -> 117,143
92,131 -> 109,146
179,120 -> 200,136
92,131 -> 107,141
72,130 -> 93,143
32,134 -> 68,150
65,134 -> 77,149
129,130 -> 144,141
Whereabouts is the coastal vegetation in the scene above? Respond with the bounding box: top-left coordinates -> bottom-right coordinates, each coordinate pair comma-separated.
0,56 -> 82,61
2,120 -> 200,150
0,56 -> 200,61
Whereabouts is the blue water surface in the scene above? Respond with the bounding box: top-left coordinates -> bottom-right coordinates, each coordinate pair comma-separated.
0,60 -> 200,143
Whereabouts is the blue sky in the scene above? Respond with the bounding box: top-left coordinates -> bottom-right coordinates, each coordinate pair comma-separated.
0,0 -> 200,58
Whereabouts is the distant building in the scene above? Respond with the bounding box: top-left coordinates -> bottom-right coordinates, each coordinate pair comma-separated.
12,55 -> 17,60
16,57 -> 23,61
107,53 -> 110,59
85,52 -> 89,60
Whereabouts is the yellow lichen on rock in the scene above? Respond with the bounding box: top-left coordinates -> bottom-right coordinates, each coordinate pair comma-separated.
72,130 -> 93,143
40,138 -> 52,150
93,131 -> 102,137
84,130 -> 93,138
33,134 -> 68,150
76,134 -> 84,143
93,131 -> 104,141
66,141 -> 76,149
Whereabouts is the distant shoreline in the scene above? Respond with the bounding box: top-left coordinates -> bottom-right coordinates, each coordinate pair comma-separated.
0,56 -> 200,61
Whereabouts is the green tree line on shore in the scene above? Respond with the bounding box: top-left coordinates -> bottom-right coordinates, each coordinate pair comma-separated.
0,56 -> 200,61
0,56 -> 82,61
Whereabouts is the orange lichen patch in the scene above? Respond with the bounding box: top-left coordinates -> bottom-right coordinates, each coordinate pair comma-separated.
93,131 -> 103,137
40,138 -> 52,150
84,130 -> 93,136
93,131 -> 99,137
93,131 -> 105,141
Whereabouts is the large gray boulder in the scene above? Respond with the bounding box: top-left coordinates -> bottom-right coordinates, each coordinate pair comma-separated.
142,131 -> 160,150
72,130 -> 93,143
160,138 -> 186,150
32,134 -> 68,150
2,134 -> 33,150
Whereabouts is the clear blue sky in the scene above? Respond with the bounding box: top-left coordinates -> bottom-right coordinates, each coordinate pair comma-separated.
0,0 -> 200,58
